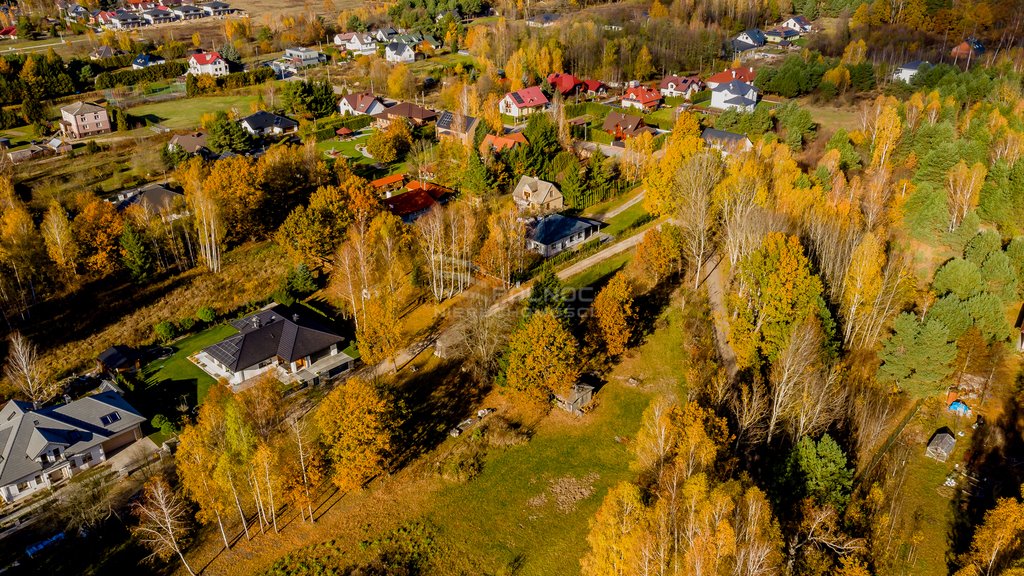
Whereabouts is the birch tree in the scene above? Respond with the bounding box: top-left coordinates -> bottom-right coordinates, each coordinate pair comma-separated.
674,150 -> 723,288
476,203 -> 527,288
132,477 -> 197,576
766,317 -> 824,443
4,332 -> 55,408
181,158 -> 222,273
946,160 -> 987,232
41,201 -> 78,280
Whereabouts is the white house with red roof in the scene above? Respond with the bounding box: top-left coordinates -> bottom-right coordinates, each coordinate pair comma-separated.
339,92 -> 390,116
188,51 -> 229,77
621,85 -> 662,111
659,74 -> 704,99
706,67 -> 756,89
499,86 -> 549,120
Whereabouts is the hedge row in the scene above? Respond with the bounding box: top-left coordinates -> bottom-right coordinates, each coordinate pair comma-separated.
95,62 -> 187,89
185,67 -> 275,96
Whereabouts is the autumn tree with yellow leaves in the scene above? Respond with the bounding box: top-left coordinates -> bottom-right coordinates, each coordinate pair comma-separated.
504,310 -> 580,408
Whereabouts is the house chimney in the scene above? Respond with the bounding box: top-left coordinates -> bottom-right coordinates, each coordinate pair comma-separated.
252,316 -> 261,329
731,70 -> 736,79
292,313 -> 300,322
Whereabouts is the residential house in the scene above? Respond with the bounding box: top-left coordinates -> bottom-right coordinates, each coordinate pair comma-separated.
710,80 -> 759,112
110,9 -> 145,28
201,0 -> 232,16
370,173 -> 406,194
893,60 -> 928,83
371,101 -> 436,128
583,79 -> 607,96
765,28 -> 799,43
416,35 -> 441,54
7,145 -> 45,164
171,4 -> 204,19
731,29 -> 767,53
659,74 -> 704,98
142,7 -> 176,23
112,182 -> 185,218
526,214 -> 602,257
385,182 -> 453,222
168,131 -> 210,157
480,132 -> 528,154
0,26 -> 14,39
196,304 -> 353,389
706,67 -> 756,89
89,45 -> 117,60
338,92 -> 389,116
59,101 -> 111,139
621,85 -> 662,111
334,32 -> 377,55
512,175 -> 564,213
603,111 -> 654,141
500,86 -> 550,120
372,27 -> 399,43
526,13 -> 560,27
284,46 -> 326,68
436,110 -> 479,145
239,111 -> 299,136
782,15 -> 812,33
385,42 -> 416,63
951,37 -> 984,60
701,127 -> 752,155
188,51 -> 230,76
0,391 -> 146,503
132,53 -> 165,69
547,72 -> 585,97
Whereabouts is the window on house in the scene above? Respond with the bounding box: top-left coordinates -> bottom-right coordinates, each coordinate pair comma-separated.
34,475 -> 41,484
100,411 -> 121,425
83,452 -> 93,463
16,482 -> 28,492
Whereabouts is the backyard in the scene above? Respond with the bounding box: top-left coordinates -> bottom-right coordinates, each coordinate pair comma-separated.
126,93 -> 261,130
126,323 -> 237,434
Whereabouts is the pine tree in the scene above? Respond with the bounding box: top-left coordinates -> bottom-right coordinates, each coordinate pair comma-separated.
560,157 -> 586,209
527,267 -> 566,317
461,150 -> 493,197
878,313 -> 957,398
119,222 -> 152,282
784,434 -> 854,511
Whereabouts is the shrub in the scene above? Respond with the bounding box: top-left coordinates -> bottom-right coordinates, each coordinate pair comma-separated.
151,414 -> 178,437
178,316 -> 195,331
434,443 -> 483,482
196,306 -> 216,323
153,320 -> 176,343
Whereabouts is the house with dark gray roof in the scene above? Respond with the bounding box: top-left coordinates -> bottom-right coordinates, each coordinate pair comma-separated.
710,79 -> 759,112
526,214 -> 602,257
239,111 -> 299,137
731,29 -> 767,53
701,127 -> 752,155
436,111 -> 479,145
0,391 -> 145,502
194,304 -> 354,388
112,182 -> 185,219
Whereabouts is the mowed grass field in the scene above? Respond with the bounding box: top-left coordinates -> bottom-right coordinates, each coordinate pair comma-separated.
127,94 -> 261,129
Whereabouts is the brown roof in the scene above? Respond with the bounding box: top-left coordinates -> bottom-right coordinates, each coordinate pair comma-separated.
385,189 -> 436,218
602,111 -> 652,138
371,173 -> 406,188
480,132 -> 528,152
707,67 -> 756,84
341,92 -> 384,114
373,101 -> 437,122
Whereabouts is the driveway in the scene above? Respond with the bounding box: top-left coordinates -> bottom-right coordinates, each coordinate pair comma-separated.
105,437 -> 160,475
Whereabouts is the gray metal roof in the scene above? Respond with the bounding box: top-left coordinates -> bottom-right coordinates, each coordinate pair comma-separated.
0,391 -> 145,485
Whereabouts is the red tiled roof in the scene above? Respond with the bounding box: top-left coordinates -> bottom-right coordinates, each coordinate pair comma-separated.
546,73 -> 583,95
0,27 -> 15,36
707,67 -> 756,84
481,132 -> 528,152
386,189 -> 436,217
583,79 -> 605,92
190,51 -> 222,65
406,180 -> 453,200
505,86 -> 549,109
371,173 -> 406,188
623,86 -> 662,106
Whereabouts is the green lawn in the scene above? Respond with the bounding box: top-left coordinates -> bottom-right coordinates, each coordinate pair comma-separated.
601,202 -> 652,237
563,250 -> 634,291
136,323 -> 237,411
317,133 -> 373,164
127,94 -> 260,129
583,189 -> 642,218
426,368 -> 652,575
644,106 -> 677,129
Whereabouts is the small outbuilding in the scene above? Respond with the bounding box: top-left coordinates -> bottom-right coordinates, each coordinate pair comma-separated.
555,384 -> 594,415
948,400 -> 971,417
925,428 -> 956,462
97,345 -> 137,373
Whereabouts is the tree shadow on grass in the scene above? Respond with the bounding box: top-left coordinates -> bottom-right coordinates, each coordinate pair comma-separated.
392,359 -> 489,472
946,373 -> 1024,572
124,377 -> 199,434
